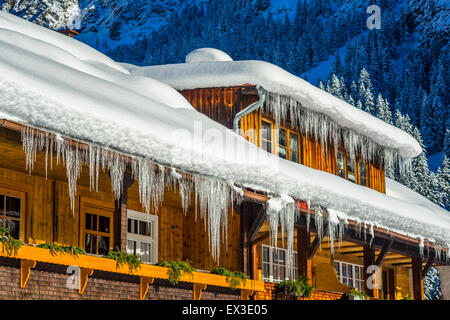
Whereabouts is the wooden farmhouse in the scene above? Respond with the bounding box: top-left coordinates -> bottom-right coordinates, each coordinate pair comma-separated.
0,14 -> 449,301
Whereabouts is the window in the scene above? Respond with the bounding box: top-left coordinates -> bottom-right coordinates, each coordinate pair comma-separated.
337,152 -> 368,186
0,189 -> 24,240
334,260 -> 364,291
261,120 -> 274,153
126,210 -> 158,264
289,132 -> 300,163
278,128 -> 287,159
337,152 -> 346,178
347,157 -> 356,183
359,161 -> 368,187
261,245 -> 298,283
260,118 -> 302,164
83,206 -> 113,256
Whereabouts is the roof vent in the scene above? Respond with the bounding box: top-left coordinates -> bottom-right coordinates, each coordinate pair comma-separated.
185,48 -> 233,63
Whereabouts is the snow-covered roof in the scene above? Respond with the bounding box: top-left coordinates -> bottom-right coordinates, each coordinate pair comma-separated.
124,48 -> 421,160
0,13 -> 449,250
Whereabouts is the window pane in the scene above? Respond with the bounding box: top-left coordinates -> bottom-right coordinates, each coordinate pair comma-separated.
0,195 -> 4,216
278,128 -> 287,147
280,266 -> 286,280
6,196 -> 20,218
6,219 -> 19,239
348,265 -> 353,278
342,265 -> 347,277
337,153 -> 345,178
85,214 -> 92,230
98,236 -> 109,255
262,263 -> 269,279
290,151 -> 299,163
139,221 -> 151,236
289,133 -> 299,152
273,265 -> 279,281
92,214 -> 97,231
262,140 -> 272,153
262,247 -> 269,263
91,235 -> 97,254
278,147 -> 287,159
140,242 -> 151,263
334,262 -> 340,276
347,158 -> 356,174
348,172 -> 356,183
261,121 -> 272,141
278,250 -> 285,264
359,161 -> 366,177
99,216 -> 110,233
85,234 -> 92,253
127,240 -> 136,255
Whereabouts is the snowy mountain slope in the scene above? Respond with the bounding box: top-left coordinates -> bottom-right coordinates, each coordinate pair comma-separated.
0,0 -> 79,29
77,0 -> 207,51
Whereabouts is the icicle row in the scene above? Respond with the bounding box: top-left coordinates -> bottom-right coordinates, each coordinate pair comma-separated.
264,92 -> 412,174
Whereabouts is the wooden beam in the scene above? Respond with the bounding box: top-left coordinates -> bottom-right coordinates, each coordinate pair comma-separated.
248,206 -> 266,244
363,245 -> 375,297
193,283 -> 207,300
308,223 -> 327,259
139,276 -> 154,300
422,256 -> 436,278
113,171 -> 134,252
20,259 -> 36,288
375,239 -> 393,266
297,226 -> 310,277
79,268 -> 93,295
251,244 -> 259,280
411,257 -> 424,300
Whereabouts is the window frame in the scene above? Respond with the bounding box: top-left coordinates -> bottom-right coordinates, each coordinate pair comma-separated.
334,260 -> 364,291
260,119 -> 275,154
260,118 -> 302,164
0,187 -> 26,241
80,203 -> 114,256
336,151 -> 369,187
261,244 -> 298,283
126,209 -> 158,264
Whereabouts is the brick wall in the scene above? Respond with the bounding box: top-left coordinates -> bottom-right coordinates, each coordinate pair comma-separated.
255,282 -> 343,300
0,258 -> 240,300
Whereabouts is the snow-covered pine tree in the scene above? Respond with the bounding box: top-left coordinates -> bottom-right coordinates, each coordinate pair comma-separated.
376,93 -> 393,125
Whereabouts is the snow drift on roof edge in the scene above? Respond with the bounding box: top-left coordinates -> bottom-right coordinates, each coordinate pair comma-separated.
124,57 -> 422,160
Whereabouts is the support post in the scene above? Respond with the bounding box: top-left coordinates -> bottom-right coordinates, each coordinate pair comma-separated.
20,259 -> 36,288
411,257 -> 424,300
193,283 -> 207,300
114,171 -> 134,253
79,268 -> 93,295
140,276 -> 154,300
251,244 -> 259,280
363,245 -> 375,297
297,226 -> 312,282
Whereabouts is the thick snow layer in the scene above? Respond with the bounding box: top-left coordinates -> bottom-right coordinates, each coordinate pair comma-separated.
124,58 -> 421,160
185,48 -> 233,63
0,13 -> 449,248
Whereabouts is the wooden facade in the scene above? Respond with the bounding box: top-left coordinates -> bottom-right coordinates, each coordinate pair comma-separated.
0,85 -> 442,300
0,126 -> 242,271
